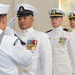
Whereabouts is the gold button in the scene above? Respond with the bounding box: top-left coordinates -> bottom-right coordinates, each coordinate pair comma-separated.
55,32 -> 58,35
54,38 -> 56,40
23,34 -> 26,36
54,46 -> 56,48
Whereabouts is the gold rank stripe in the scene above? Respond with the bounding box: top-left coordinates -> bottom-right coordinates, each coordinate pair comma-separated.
69,16 -> 75,18
50,15 -> 63,16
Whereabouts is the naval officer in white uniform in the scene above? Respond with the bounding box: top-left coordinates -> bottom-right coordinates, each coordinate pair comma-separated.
67,11 -> 75,75
67,11 -> 75,33
12,3 -> 52,75
46,8 -> 75,75
0,3 -> 33,75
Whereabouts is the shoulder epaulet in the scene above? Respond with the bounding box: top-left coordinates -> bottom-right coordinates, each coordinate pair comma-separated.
46,29 -> 53,33
63,28 -> 72,32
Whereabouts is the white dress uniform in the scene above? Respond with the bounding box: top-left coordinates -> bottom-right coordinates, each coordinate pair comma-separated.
0,29 -> 33,75
0,3 -> 33,75
70,28 -> 75,75
72,28 -> 75,33
46,26 -> 75,75
15,27 -> 52,75
4,26 -> 15,36
6,3 -> 52,75
72,28 -> 75,75
67,11 -> 75,75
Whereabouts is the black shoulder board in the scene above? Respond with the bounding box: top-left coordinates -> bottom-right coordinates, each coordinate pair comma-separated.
63,28 -> 72,32
46,29 -> 53,33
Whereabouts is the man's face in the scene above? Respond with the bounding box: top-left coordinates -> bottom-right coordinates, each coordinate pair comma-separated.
69,18 -> 75,28
51,16 -> 63,28
18,15 -> 34,30
4,15 -> 7,30
0,15 -> 7,31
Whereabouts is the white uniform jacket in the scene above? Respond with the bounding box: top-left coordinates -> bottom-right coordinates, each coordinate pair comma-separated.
72,28 -> 75,33
46,26 -> 75,75
4,26 -> 15,36
15,27 -> 52,75
0,29 -> 33,75
71,28 -> 75,75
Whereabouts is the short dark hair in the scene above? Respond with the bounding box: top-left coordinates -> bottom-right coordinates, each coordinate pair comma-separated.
0,14 -> 7,22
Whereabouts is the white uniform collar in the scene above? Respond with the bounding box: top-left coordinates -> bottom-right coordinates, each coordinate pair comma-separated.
21,27 -> 34,33
72,28 -> 75,32
72,28 -> 75,30
0,29 -> 3,34
53,26 -> 63,33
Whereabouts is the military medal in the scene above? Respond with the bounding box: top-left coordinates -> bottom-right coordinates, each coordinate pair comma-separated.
26,39 -> 38,50
59,37 -> 66,45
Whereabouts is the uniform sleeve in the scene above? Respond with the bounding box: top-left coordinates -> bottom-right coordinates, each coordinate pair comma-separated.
4,26 -> 15,36
68,31 -> 75,73
39,33 -> 52,75
0,35 -> 33,67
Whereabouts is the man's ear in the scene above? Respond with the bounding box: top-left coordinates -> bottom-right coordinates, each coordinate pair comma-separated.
2,16 -> 7,25
32,17 -> 34,22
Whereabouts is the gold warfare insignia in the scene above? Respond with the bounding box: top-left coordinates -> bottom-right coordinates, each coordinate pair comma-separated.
20,7 -> 23,12
26,39 -> 38,50
52,9 -> 56,15
59,37 -> 66,45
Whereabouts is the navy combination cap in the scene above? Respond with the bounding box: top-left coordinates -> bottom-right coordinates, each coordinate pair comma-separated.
48,8 -> 65,18
14,3 -> 37,17
67,11 -> 75,19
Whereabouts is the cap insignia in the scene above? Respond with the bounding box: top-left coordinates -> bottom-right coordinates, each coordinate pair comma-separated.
19,6 -> 24,12
69,13 -> 74,17
51,9 -> 56,15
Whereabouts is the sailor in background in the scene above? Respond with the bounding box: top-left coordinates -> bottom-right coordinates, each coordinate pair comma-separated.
0,3 -> 33,75
67,11 -> 75,33
67,11 -> 75,75
46,8 -> 75,75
